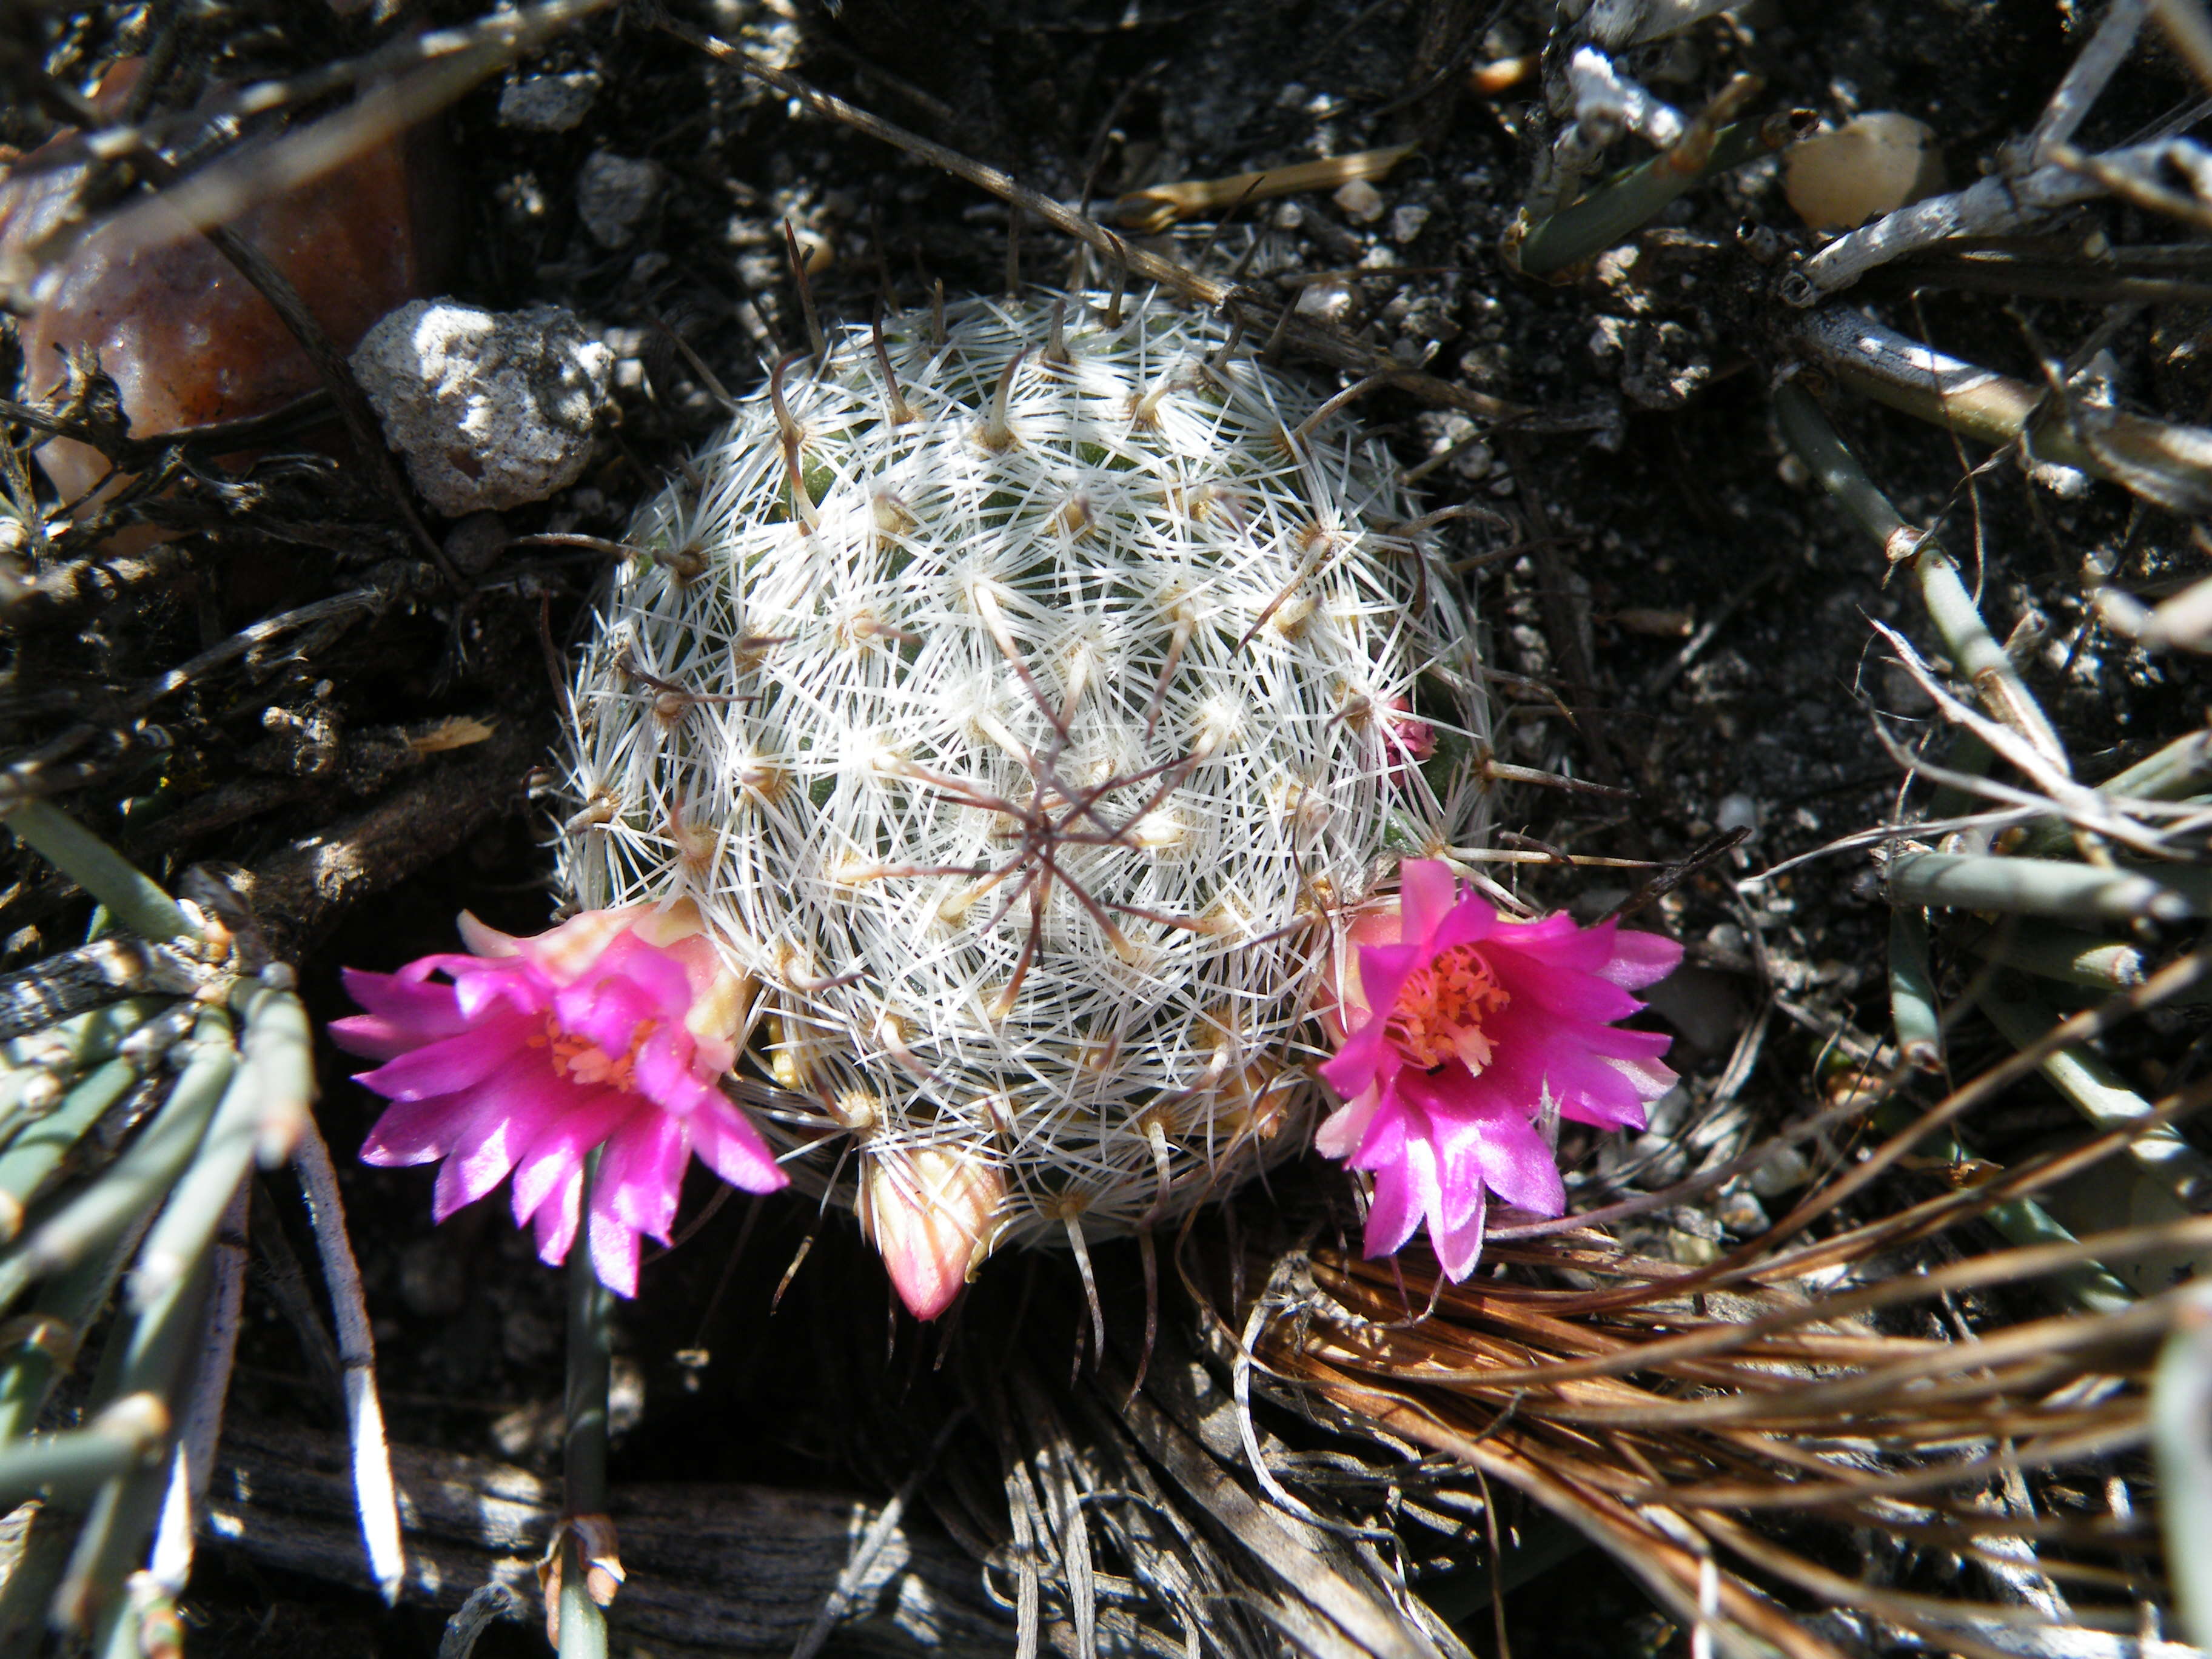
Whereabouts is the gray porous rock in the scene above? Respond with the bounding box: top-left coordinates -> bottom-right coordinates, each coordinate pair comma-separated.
350,299 -> 612,517
575,150 -> 664,248
497,70 -> 602,132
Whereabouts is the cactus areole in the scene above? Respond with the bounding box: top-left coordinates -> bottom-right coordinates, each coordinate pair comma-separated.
563,289 -> 1490,1286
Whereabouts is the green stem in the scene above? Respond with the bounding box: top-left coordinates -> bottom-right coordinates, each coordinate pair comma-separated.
0,1394 -> 167,1507
0,1059 -> 141,1244
2154,1284 -> 2212,1643
1774,381 -> 2066,765
559,1148 -> 612,1659
126,993 -> 260,1310
0,1013 -> 234,1318
1886,850 -> 2207,928
558,1533 -> 608,1659
1887,906 -> 1943,1070
0,802 -> 195,945
52,1156 -> 224,1631
1519,107 -> 1805,277
1976,979 -> 2212,1212
1962,920 -> 2146,990
2018,729 -> 2212,857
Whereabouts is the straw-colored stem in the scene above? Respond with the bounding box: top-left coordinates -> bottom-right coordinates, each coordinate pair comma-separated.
1110,145 -> 1415,235
0,802 -> 196,945
1796,306 -> 2212,515
2018,729 -> 2212,857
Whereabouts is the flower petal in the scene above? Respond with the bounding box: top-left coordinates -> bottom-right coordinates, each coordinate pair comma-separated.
1431,1181 -> 1486,1281
691,1097 -> 788,1193
631,1025 -> 716,1118
429,1049 -> 585,1221
533,1162 -> 583,1266
511,1092 -> 639,1228
1362,1116 -> 1439,1261
587,1200 -> 643,1298
1396,859 -> 1461,945
350,1010 -> 538,1103
361,1094 -> 478,1166
600,1107 -> 688,1241
1313,1082 -> 1382,1161
1598,925 -> 1685,990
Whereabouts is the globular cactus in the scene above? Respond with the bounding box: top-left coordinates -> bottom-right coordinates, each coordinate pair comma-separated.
563,287 -> 1489,1290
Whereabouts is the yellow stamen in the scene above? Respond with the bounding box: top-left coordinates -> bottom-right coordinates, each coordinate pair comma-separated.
535,1014 -> 656,1091
1387,945 -> 1510,1072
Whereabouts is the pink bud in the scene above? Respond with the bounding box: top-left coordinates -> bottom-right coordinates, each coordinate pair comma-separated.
1384,695 -> 1436,767
862,1148 -> 1005,1321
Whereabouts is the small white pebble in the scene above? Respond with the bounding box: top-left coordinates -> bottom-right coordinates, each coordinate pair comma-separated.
1749,1142 -> 1812,1199
1295,278 -> 1355,320
1717,1185 -> 1770,1235
352,299 -> 612,516
1389,204 -> 1430,244
1333,178 -> 1386,223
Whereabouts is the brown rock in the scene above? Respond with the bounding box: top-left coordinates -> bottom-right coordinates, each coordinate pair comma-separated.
0,62 -> 449,503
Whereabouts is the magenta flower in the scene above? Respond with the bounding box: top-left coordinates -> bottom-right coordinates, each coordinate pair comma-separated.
1316,859 -> 1682,1280
330,902 -> 788,1297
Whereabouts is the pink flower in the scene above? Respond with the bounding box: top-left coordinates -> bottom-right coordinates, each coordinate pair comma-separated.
330,902 -> 788,1297
1316,860 -> 1682,1280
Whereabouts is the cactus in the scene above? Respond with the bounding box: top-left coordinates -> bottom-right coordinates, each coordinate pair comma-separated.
563,288 -> 1487,1272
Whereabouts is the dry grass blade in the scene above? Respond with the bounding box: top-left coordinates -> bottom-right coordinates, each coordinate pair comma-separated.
1244,1160 -> 2194,1658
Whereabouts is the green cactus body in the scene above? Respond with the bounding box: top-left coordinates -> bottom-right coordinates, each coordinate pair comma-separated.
564,289 -> 1489,1262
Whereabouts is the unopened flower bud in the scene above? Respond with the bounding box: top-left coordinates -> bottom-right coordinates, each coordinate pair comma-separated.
862,1147 -> 1005,1321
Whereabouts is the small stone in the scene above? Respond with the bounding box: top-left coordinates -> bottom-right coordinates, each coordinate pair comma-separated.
444,510 -> 509,574
498,70 -> 602,133
351,298 -> 612,517
1333,178 -> 1386,223
1295,278 -> 1355,321
1389,204 -> 1430,244
1,59 -> 446,505
1749,1142 -> 1812,1198
576,151 -> 664,249
1715,793 -> 1761,841
1784,113 -> 1943,232
1715,1185 -> 1769,1236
